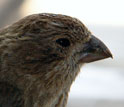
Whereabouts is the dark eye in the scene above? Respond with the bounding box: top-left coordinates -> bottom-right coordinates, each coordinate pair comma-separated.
56,38 -> 70,47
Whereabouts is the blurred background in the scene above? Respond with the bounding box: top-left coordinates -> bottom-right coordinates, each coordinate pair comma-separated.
0,0 -> 124,107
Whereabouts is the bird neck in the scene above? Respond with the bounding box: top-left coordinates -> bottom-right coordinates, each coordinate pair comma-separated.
23,75 -> 71,107
24,61 -> 79,107
35,61 -> 80,107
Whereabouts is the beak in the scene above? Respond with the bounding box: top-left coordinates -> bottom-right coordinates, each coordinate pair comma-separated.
79,35 -> 113,63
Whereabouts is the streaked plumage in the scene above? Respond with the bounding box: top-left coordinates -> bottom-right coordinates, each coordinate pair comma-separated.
0,13 -> 112,107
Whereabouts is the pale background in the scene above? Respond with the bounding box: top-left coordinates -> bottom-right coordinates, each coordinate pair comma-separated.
0,0 -> 124,107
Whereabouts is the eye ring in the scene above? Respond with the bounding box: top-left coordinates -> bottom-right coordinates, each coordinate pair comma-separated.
56,38 -> 70,47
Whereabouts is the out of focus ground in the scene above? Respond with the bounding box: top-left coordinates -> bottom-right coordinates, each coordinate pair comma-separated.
68,99 -> 124,107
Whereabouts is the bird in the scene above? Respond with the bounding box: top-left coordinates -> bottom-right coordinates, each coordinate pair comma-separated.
0,13 -> 112,107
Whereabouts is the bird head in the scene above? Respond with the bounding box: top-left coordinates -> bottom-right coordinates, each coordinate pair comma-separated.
1,13 -> 112,89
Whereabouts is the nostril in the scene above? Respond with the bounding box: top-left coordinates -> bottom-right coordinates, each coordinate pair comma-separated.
83,45 -> 96,53
86,47 -> 96,53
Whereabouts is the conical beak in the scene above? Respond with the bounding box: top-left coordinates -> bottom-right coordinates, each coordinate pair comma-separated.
79,35 -> 113,63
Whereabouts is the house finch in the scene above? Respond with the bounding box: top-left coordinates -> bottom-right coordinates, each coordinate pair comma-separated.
0,13 -> 112,107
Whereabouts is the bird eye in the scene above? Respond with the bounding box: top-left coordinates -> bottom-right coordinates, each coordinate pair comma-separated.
56,38 -> 70,47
